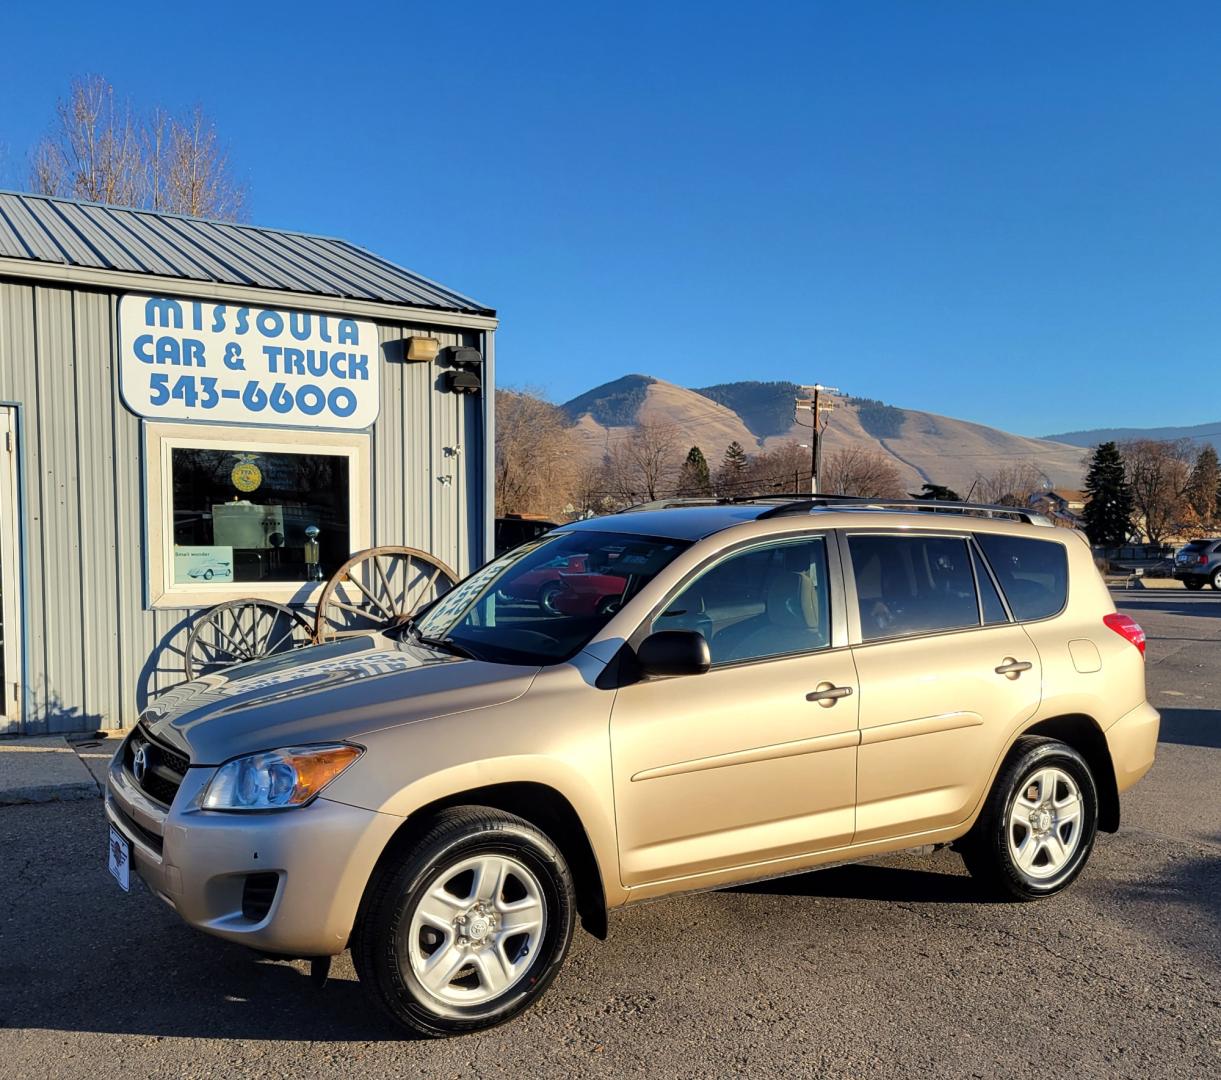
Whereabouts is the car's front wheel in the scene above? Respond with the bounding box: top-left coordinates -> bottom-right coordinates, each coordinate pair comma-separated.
537,582 -> 565,614
960,736 -> 1098,900
353,807 -> 575,1037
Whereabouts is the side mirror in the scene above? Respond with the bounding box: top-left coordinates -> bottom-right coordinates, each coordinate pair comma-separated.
635,630 -> 711,678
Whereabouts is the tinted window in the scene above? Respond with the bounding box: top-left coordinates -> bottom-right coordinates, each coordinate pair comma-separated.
849,535 -> 979,641
414,530 -> 689,664
972,545 -> 1009,625
976,534 -> 1069,621
653,537 -> 830,665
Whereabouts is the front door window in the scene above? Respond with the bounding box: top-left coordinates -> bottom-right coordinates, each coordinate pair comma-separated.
652,536 -> 831,664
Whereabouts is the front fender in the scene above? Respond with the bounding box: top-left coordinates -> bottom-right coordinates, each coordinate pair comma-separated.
321,664 -> 625,908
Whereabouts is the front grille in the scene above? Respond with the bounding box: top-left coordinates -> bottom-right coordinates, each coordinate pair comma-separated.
241,873 -> 280,921
124,724 -> 190,807
109,799 -> 163,855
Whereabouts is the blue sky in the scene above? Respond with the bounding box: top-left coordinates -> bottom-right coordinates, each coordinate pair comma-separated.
3,1 -> 1220,437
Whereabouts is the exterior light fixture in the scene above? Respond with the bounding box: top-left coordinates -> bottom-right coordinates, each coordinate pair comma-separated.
405,336 -> 440,362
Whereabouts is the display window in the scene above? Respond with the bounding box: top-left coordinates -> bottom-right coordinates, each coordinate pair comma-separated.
144,423 -> 369,607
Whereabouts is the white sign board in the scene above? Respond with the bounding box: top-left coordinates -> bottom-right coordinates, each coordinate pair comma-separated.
119,294 -> 380,429
174,545 -> 235,583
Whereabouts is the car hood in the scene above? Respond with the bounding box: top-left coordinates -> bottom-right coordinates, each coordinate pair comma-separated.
139,634 -> 540,765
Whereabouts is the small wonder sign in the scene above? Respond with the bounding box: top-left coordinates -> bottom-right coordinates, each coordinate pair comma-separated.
118,294 -> 380,430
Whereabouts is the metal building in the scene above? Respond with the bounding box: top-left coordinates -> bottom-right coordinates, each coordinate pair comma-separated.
0,191 -> 496,734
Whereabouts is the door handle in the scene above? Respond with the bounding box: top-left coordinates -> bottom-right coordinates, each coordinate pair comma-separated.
807,682 -> 854,707
995,658 -> 1033,679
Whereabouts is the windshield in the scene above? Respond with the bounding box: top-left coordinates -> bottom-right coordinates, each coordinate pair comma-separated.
410,530 -> 690,664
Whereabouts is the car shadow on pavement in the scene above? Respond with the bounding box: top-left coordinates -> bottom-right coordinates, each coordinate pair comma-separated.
1157,707 -> 1221,749
727,858 -> 1006,905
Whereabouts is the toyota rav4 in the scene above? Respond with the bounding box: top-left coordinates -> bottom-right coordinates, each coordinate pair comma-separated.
105,497 -> 1158,1037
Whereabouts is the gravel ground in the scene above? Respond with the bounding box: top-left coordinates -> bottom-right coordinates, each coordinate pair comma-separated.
0,592 -> 1216,1079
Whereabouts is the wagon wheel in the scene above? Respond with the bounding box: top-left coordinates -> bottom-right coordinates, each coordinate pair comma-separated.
185,599 -> 315,680
314,545 -> 459,641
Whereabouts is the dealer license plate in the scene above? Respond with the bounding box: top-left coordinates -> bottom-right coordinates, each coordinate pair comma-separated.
108,825 -> 130,892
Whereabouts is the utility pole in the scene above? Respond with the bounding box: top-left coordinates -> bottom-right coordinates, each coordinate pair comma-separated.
795,384 -> 839,494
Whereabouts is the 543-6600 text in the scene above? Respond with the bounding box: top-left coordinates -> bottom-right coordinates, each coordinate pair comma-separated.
148,373 -> 359,419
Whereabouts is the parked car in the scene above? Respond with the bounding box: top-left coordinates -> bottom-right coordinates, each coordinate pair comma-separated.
494,514 -> 559,556
1172,538 -> 1221,589
106,498 -> 1158,1038
496,552 -> 589,611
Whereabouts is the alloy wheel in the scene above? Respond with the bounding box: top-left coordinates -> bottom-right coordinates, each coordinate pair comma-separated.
405,854 -> 548,1007
1006,767 -> 1084,879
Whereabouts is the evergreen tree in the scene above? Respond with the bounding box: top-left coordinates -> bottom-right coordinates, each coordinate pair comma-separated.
1082,441 -> 1134,547
677,445 -> 713,496
1184,444 -> 1221,524
912,483 -> 961,501
722,442 -> 748,471
719,440 -> 750,494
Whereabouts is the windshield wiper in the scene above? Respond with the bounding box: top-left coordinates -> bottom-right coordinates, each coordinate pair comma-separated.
417,635 -> 479,660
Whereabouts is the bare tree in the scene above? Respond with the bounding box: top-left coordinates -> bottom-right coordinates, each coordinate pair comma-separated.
602,421 -> 682,502
154,106 -> 246,219
30,75 -> 144,206
738,441 -> 810,494
29,75 -> 245,220
1120,438 -> 1193,544
970,461 -> 1049,506
495,390 -> 582,519
821,446 -> 904,498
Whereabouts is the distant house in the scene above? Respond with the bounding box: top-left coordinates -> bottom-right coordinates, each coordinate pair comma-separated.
1028,489 -> 1088,526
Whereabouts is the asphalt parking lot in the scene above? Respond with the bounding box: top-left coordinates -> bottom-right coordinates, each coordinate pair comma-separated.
0,591 -> 1217,1080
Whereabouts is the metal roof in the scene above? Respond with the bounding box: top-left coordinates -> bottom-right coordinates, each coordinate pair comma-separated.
0,190 -> 494,316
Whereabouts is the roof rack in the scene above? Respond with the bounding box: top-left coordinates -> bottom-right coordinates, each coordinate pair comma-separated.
747,494 -> 1053,526
616,497 -> 724,513
614,493 -> 1053,526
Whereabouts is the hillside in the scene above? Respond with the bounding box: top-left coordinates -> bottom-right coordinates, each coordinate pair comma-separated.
1045,420 -> 1221,452
562,377 -> 1088,494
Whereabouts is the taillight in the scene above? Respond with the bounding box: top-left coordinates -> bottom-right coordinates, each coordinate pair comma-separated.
1104,613 -> 1146,656
1198,554 -> 1209,565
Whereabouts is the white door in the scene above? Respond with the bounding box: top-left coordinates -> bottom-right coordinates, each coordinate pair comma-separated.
0,409 -> 21,733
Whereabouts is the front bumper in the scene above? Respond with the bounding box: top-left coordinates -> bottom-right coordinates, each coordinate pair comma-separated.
1105,700 -> 1160,794
105,752 -> 402,956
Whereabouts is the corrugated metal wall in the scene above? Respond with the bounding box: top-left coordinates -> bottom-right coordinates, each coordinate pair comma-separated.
0,277 -> 488,734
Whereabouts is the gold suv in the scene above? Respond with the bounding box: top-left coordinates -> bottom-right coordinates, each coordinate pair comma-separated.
105,497 -> 1158,1037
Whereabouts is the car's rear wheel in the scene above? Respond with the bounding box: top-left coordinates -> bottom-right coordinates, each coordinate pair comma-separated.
960,736 -> 1098,900
1184,578 -> 1205,590
1211,568 -> 1221,590
353,807 -> 575,1038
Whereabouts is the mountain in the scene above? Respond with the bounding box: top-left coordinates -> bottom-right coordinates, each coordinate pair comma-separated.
1045,420 -> 1221,452
561,377 -> 1088,494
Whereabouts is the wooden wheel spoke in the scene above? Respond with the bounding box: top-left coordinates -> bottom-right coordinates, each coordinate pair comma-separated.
345,573 -> 397,622
330,598 -> 384,623
373,556 -> 403,616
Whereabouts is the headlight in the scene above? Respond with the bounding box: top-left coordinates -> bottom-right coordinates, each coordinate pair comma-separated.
201,744 -> 363,811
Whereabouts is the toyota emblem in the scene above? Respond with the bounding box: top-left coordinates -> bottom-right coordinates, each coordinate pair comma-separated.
132,743 -> 149,783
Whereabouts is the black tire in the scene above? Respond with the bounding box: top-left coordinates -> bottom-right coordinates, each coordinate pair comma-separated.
537,582 -> 565,614
1184,579 -> 1205,591
1211,569 -> 1221,590
960,736 -> 1099,901
353,807 -> 575,1038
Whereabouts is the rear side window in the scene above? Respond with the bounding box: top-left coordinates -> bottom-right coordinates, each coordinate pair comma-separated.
976,534 -> 1068,621
849,534 -> 980,641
